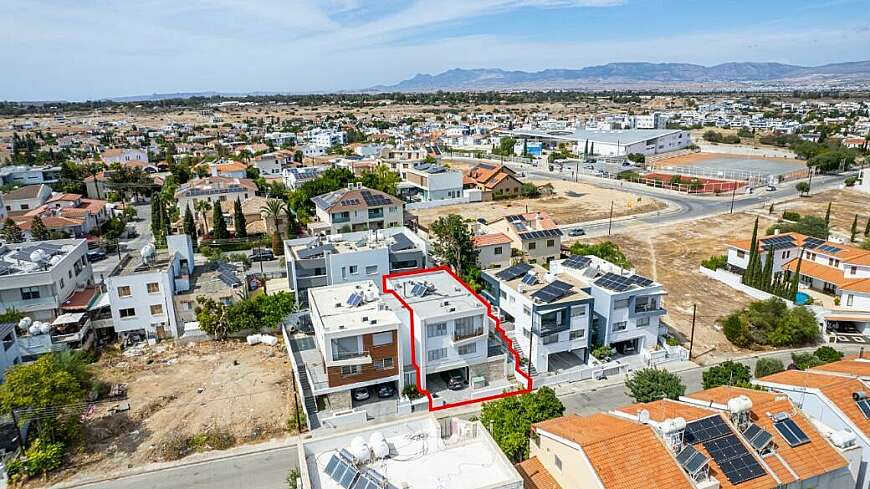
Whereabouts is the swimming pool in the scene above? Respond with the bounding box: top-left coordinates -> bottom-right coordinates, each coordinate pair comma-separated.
794,291 -> 811,305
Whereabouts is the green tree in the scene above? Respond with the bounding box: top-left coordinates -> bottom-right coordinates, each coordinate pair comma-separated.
151,193 -> 165,246
568,241 -> 632,268
789,248 -> 803,300
31,215 -> 50,241
754,358 -> 785,378
233,198 -> 247,238
261,199 -> 287,256
851,214 -> 859,242
194,200 -> 212,237
624,368 -> 686,403
1,218 -> 24,243
813,346 -> 844,363
824,202 -> 832,225
254,291 -> 297,327
743,218 -> 761,286
195,296 -> 231,339
702,361 -> 752,389
429,214 -> 478,277
795,181 -> 810,196
864,216 -> 870,237
768,215 -> 829,240
760,250 -> 774,292
183,205 -> 198,248
791,352 -> 826,370
212,205 -> 229,239
358,164 -> 401,196
479,387 -> 564,462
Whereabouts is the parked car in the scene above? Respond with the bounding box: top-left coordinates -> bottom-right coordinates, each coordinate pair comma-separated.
250,248 -> 274,262
126,227 -> 139,238
766,184 -> 777,191
377,384 -> 396,399
87,249 -> 107,262
446,371 -> 466,391
568,227 -> 585,237
352,387 -> 370,401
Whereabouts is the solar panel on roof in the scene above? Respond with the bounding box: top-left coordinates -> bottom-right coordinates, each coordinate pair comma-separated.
521,273 -> 538,285
518,228 -> 563,240
346,292 -> 364,307
389,233 -> 415,252
297,244 -> 337,259
702,433 -> 766,485
684,416 -> 732,445
562,255 -> 592,270
857,399 -> 870,419
361,190 -> 392,206
773,417 -> 810,447
629,275 -> 653,287
802,237 -> 824,249
818,244 -> 842,254
742,423 -> 773,452
218,271 -> 242,287
351,469 -> 398,489
409,283 -> 428,297
531,280 -> 573,303
324,453 -> 359,489
495,262 -> 533,281
676,445 -> 709,476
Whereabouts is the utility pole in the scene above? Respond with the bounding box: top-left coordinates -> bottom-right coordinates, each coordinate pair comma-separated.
607,201 -> 614,236
689,304 -> 697,360
729,185 -> 737,214
10,409 -> 25,453
807,166 -> 814,195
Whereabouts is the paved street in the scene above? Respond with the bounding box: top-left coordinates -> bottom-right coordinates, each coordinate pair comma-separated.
91,201 -> 153,283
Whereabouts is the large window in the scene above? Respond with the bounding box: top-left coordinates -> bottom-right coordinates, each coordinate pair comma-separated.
117,286 -> 132,297
613,321 -> 627,332
614,299 -> 629,309
454,317 -> 479,338
374,357 -> 394,370
331,336 -> 361,359
340,365 -> 360,377
543,333 -> 559,345
20,287 -> 41,300
569,329 -> 585,340
571,305 -> 586,317
427,323 -> 447,338
458,343 -> 477,355
371,331 -> 393,347
427,348 -> 447,361
150,304 -> 164,315
119,308 -> 136,318
636,317 -> 650,327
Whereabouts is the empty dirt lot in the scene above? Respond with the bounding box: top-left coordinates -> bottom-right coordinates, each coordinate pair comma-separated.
772,189 -> 870,238
413,179 -> 667,227
41,340 -> 295,487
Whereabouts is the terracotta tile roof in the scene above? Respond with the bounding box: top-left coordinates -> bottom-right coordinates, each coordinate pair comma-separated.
683,386 -> 779,408
534,414 -> 694,489
811,356 -> 870,377
2,184 -> 47,200
783,259 -> 846,286
473,233 -> 512,247
62,286 -> 99,311
841,278 -> 870,293
728,232 -> 870,265
515,457 -> 561,489
615,399 -> 715,422
48,193 -> 82,202
216,161 -> 249,172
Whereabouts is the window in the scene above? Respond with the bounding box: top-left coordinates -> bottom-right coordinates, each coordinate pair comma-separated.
500,290 -> 507,300
614,299 -> 629,309
119,307 -> 136,318
571,305 -> 586,317
20,204 -> 29,210
182,301 -> 193,311
569,329 -> 585,340
613,321 -> 627,331
528,242 -> 537,250
454,317 -> 478,337
150,304 -> 164,315
374,357 -> 394,370
147,282 -> 160,293
494,246 -> 503,255
349,265 -> 358,275
340,365 -> 360,377
636,317 -> 650,327
20,287 -> 40,300
365,265 -> 378,275
851,266 -> 858,275
59,278 -> 65,290
543,333 -> 559,345
427,323 -> 447,338
427,348 -> 447,361
332,336 -> 361,359
522,328 -> 531,338
371,331 -> 393,347
117,286 -> 132,297
847,295 -> 854,306
736,250 -> 745,258
523,305 -> 531,316
546,239 -> 555,248
555,455 -> 562,471
458,343 -> 477,355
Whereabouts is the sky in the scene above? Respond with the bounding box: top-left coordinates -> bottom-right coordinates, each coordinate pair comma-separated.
3,0 -> 870,101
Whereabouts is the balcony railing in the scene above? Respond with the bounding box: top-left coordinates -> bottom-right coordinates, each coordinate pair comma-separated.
453,328 -> 484,343
331,215 -> 350,224
368,210 -> 384,219
333,350 -> 370,361
533,323 -> 570,336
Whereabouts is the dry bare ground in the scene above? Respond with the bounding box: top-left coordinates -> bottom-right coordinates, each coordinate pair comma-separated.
36,340 -> 295,487
773,189 -> 870,238
412,179 -> 666,227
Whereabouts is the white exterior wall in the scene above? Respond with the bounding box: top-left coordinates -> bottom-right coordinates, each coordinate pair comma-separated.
589,287 -> 663,351
325,247 -> 390,290
254,156 -> 283,176
727,247 -> 751,270
857,169 -> 870,193
417,312 -> 489,388
106,269 -> 179,338
476,244 -> 511,269
840,290 -> 870,310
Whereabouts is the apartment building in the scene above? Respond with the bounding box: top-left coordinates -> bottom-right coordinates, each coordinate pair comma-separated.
302,280 -> 402,411
173,176 -> 257,215
299,415 -> 522,489
308,184 -> 404,235
251,151 -> 292,178
283,166 -> 327,189
105,235 -> 194,341
385,269 -> 504,393
0,165 -> 62,186
0,322 -> 21,379
100,148 -> 148,164
399,162 -> 464,202
481,262 -> 593,373
726,232 -> 870,334
285,227 -> 427,305
519,387 -> 856,489
487,212 -> 563,265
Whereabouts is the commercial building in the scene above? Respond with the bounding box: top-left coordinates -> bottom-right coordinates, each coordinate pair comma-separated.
487,212 -> 563,265
105,235 -> 194,341
385,269 -> 508,396
507,128 -> 691,157
308,184 -> 404,235
298,415 -> 522,489
399,162 -> 464,202
302,280 -> 403,412
285,227 -> 427,305
481,262 -> 593,373
519,386 -> 856,489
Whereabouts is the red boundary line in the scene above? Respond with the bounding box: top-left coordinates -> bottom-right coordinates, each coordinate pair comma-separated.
383,265 -> 533,411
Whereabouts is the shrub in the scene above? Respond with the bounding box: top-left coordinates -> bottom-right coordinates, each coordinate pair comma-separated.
701,255 -> 727,270
591,344 -> 614,360
813,346 -> 844,363
782,210 -> 801,221
703,361 -> 752,389
754,358 -> 785,378
480,387 -> 564,462
845,175 -> 858,186
24,438 -> 66,476
616,170 -> 641,181
723,313 -> 752,348
287,468 -> 301,489
666,336 -> 680,347
791,352 -> 826,370
402,384 -> 423,400
286,405 -> 307,433
625,368 -> 686,402
627,153 -> 645,164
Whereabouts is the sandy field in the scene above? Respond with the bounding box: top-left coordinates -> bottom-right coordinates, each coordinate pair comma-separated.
36,340 -> 296,487
773,189 -> 870,239
412,178 -> 667,228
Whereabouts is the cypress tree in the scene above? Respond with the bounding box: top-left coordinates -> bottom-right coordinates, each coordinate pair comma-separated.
183,205 -> 197,248
824,202 -> 831,225
761,250 -> 774,292
851,214 -> 859,242
865,216 -> 870,237
743,217 -> 760,285
31,215 -> 49,241
233,198 -> 247,238
212,205 -> 228,239
789,248 -> 804,301
151,194 -> 164,246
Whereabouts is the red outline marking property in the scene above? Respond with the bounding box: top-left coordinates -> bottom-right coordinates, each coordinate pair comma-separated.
383,265 -> 533,411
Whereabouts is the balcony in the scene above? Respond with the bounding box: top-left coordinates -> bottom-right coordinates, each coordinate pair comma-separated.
533,323 -> 570,337
633,303 -> 666,316
452,328 -> 485,346
330,350 -> 372,367
367,209 -> 384,219
331,213 -> 351,224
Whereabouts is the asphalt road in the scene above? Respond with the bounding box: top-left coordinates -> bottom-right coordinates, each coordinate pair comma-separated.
92,201 -> 153,283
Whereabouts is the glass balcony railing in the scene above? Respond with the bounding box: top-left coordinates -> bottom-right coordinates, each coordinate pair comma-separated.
453,328 -> 484,343
332,350 -> 370,361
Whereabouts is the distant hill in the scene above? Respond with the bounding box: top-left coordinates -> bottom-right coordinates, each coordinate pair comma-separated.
366,61 -> 870,92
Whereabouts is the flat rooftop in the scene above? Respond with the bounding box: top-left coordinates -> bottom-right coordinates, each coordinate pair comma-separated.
117,249 -> 175,276
508,127 -> 681,145
309,281 -> 400,334
387,270 -> 484,319
0,239 -> 84,277
288,228 -> 422,260
551,255 -> 663,295
303,416 -> 521,489
494,263 -> 592,305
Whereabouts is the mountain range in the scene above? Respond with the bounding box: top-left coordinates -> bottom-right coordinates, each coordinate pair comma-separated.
366,61 -> 870,92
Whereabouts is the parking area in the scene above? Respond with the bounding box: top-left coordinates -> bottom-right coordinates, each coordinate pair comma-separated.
427,370 -> 470,405
547,351 -> 586,371
351,381 -> 400,419
829,332 -> 870,345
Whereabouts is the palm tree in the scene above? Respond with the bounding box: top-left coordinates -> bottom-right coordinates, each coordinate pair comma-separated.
261,199 -> 287,256
194,200 -> 212,237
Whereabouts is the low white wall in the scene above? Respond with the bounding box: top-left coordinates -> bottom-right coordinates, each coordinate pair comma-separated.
319,408 -> 368,428
698,266 -> 779,301
406,195 -> 471,210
